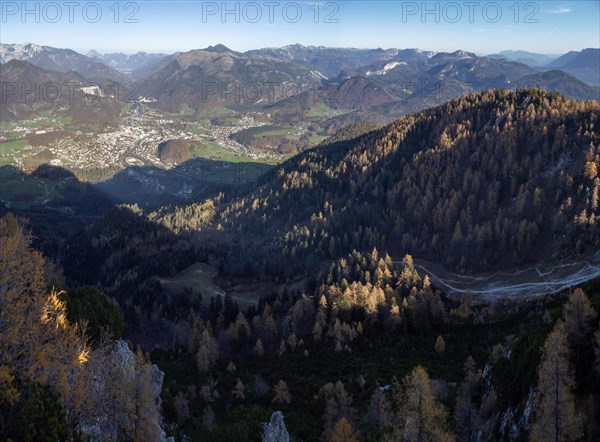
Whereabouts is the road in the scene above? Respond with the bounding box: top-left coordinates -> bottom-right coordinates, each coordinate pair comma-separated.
399,252 -> 600,299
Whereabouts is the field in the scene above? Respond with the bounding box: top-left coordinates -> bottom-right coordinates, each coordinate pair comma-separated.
191,141 -> 253,163
157,262 -> 308,309
252,127 -> 300,140
190,141 -> 282,166
0,173 -> 63,209
307,132 -> 328,144
0,140 -> 28,165
187,126 -> 209,135
306,103 -> 334,118
157,263 -> 259,309
197,107 -> 237,118
306,103 -> 353,118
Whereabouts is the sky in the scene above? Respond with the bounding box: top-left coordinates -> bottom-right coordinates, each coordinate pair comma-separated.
1,0 -> 599,55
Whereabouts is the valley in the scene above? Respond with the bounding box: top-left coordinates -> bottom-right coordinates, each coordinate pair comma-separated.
1,103 -> 287,172
0,99 -> 336,208
1,36 -> 600,442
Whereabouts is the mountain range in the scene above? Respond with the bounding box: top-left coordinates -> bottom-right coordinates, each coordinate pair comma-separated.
0,42 -> 128,84
86,50 -> 169,79
545,48 -> 600,86
3,42 -> 597,86
2,39 -> 600,442
138,44 -> 326,112
1,42 -> 598,125
486,50 -> 560,67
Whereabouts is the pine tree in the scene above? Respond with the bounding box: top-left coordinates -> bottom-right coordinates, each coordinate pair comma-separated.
435,335 -> 446,354
174,391 -> 189,425
254,339 -> 264,356
455,356 -> 481,442
562,289 -> 597,367
595,327 -> 600,374
366,389 -> 391,431
232,378 -> 245,400
530,325 -> 581,442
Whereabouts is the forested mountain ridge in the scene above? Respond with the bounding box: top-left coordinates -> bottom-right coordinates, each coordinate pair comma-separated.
212,89 -> 600,278
61,89 -> 600,288
5,89 -> 600,442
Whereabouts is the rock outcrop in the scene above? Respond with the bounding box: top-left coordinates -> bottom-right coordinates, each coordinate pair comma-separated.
77,340 -> 172,442
262,411 -> 290,442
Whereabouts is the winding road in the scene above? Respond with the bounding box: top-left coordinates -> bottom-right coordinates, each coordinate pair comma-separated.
404,253 -> 600,299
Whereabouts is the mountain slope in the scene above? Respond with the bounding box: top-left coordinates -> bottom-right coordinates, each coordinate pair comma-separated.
211,89 -> 600,278
139,45 -> 326,112
486,50 -> 559,67
87,50 -> 169,79
0,60 -> 87,119
545,48 -> 600,86
517,70 -> 600,101
247,44 -> 434,78
266,52 -> 597,129
0,43 -> 129,84
0,60 -> 123,124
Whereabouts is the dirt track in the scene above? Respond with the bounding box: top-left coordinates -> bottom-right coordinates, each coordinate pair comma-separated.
409,252 -> 600,299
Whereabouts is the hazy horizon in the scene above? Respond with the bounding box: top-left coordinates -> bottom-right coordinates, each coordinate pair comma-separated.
2,40 -> 596,58
2,1 -> 599,54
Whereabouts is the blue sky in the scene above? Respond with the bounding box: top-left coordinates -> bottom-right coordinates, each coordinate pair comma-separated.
1,1 -> 599,54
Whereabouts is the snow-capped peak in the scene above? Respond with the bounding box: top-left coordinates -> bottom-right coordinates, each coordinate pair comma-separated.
365,61 -> 406,76
0,43 -> 45,62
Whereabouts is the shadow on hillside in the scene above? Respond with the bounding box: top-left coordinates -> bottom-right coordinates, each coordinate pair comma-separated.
0,157 -> 271,259
94,156 -> 271,207
1,156 -> 272,212
0,164 -> 245,349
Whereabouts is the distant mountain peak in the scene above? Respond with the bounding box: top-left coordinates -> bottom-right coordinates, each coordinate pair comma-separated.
429,50 -> 477,62
0,42 -> 44,61
283,43 -> 307,49
205,44 -> 233,53
451,50 -> 477,59
87,49 -> 103,58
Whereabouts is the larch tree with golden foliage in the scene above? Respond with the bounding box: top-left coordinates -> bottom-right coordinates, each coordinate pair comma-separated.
0,365 -> 19,406
435,335 -> 446,354
401,365 -> 454,442
530,325 -> 581,442
272,380 -> 291,405
0,214 -> 51,371
133,359 -> 164,442
331,417 -> 359,442
196,327 -> 219,374
0,215 -> 166,440
319,381 -> 357,441
0,215 -> 88,415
